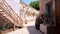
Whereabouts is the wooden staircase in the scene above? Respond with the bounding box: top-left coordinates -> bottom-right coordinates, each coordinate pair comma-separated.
0,0 -> 23,27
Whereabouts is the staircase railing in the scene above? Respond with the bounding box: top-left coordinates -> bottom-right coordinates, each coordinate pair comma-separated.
0,0 -> 23,27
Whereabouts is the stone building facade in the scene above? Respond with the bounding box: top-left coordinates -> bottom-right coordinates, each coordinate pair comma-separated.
20,1 -> 39,16
20,1 -> 39,24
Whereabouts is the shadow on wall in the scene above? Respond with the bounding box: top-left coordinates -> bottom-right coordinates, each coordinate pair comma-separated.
27,26 -> 42,34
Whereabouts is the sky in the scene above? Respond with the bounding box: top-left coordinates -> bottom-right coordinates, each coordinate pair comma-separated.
12,0 -> 37,5
22,0 -> 36,5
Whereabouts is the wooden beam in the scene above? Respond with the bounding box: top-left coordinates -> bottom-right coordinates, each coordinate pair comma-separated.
13,24 -> 15,31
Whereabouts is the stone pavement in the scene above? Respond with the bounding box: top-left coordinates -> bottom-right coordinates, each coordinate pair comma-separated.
6,21 -> 43,34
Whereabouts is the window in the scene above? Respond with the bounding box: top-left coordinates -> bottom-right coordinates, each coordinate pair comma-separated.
45,1 -> 53,17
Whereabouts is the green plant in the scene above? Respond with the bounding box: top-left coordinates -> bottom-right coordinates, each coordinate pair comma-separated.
29,1 -> 39,10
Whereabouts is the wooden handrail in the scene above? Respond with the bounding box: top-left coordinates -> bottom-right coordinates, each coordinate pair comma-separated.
0,0 -> 23,26
4,0 -> 21,20
3,0 -> 18,19
3,0 -> 22,24
4,0 -> 22,24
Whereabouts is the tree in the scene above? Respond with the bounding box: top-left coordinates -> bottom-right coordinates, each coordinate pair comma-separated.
29,1 -> 39,10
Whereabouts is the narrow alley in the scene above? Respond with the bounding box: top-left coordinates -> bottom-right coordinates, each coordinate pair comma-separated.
6,19 -> 42,34
0,0 -> 57,34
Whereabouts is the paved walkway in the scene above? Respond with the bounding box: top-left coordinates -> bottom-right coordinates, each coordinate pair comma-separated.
6,21 -> 42,34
